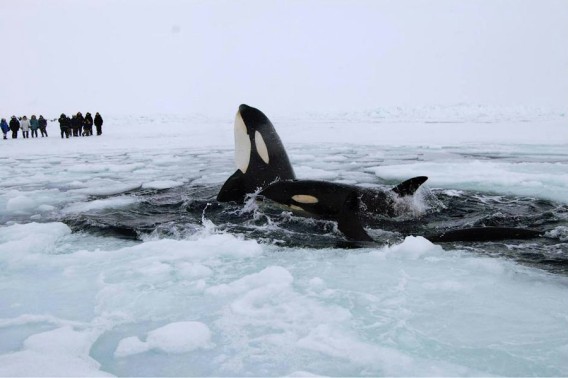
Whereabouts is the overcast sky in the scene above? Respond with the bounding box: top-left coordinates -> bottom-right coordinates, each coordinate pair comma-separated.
1,0 -> 567,116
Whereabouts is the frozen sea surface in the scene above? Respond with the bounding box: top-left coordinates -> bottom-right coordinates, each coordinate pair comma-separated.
1,113 -> 568,376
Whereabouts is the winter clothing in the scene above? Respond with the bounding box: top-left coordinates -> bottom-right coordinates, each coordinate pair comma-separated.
1,119 -> 9,139
94,113 -> 103,135
75,113 -> 84,136
30,116 -> 39,138
20,118 -> 30,131
58,114 -> 70,138
9,117 -> 19,138
38,116 -> 48,137
20,117 -> 30,138
83,112 -> 93,136
71,116 -> 81,137
29,117 -> 39,130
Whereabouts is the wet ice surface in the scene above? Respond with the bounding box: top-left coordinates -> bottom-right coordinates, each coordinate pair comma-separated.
1,116 -> 568,376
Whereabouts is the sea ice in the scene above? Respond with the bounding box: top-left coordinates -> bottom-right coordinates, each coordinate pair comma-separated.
61,197 -> 139,214
0,112 -> 567,376
115,321 -> 213,357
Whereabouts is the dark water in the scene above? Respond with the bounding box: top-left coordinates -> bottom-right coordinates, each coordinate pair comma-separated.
61,182 -> 568,275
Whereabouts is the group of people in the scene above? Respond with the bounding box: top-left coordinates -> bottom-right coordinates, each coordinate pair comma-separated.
58,112 -> 103,138
0,112 -> 104,140
1,115 -> 48,139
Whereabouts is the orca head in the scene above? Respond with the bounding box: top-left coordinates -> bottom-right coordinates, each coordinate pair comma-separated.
217,104 -> 295,203
234,104 -> 273,174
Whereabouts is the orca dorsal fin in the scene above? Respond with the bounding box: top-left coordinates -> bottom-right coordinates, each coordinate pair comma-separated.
391,176 -> 428,197
337,192 -> 374,242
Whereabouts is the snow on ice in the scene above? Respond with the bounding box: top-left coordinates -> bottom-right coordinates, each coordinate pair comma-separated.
0,111 -> 567,376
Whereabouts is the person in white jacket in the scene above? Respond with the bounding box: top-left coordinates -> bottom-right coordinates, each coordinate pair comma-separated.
20,116 -> 30,139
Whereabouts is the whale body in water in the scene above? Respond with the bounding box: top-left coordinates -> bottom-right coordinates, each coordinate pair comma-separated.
218,104 -> 543,243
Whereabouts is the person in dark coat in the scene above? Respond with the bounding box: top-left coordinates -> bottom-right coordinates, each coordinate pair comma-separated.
71,115 -> 80,137
58,113 -> 70,138
1,118 -> 9,139
9,116 -> 20,139
94,112 -> 103,135
38,115 -> 48,137
76,112 -> 84,136
66,115 -> 72,137
83,112 -> 93,136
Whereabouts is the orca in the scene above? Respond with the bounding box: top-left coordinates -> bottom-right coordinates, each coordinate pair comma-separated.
217,104 -> 545,244
259,179 -> 544,243
259,178 -> 428,241
217,104 -> 295,203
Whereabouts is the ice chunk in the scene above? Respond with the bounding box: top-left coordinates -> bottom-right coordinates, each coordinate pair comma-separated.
297,324 -> 474,376
206,266 -> 293,296
376,236 -> 444,260
0,222 -> 71,255
0,326 -> 110,377
71,179 -> 141,196
113,336 -> 148,357
6,195 -> 37,213
115,321 -> 213,357
61,197 -> 139,214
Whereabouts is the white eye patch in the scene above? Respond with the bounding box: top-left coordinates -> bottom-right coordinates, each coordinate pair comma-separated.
292,195 -> 319,204
235,111 -> 251,173
255,131 -> 269,164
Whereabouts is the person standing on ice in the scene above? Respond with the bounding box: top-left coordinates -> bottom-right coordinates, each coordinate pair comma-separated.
29,115 -> 39,138
58,113 -> 70,138
1,118 -> 9,139
71,115 -> 80,137
20,116 -> 30,138
94,112 -> 103,135
9,116 -> 19,138
83,112 -> 93,136
76,112 -> 84,136
38,115 -> 48,137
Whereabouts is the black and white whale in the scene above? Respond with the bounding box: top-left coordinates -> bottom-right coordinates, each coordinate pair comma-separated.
217,104 -> 295,203
259,179 -> 544,242
259,178 -> 428,241
217,104 -> 545,243
217,104 -> 430,240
